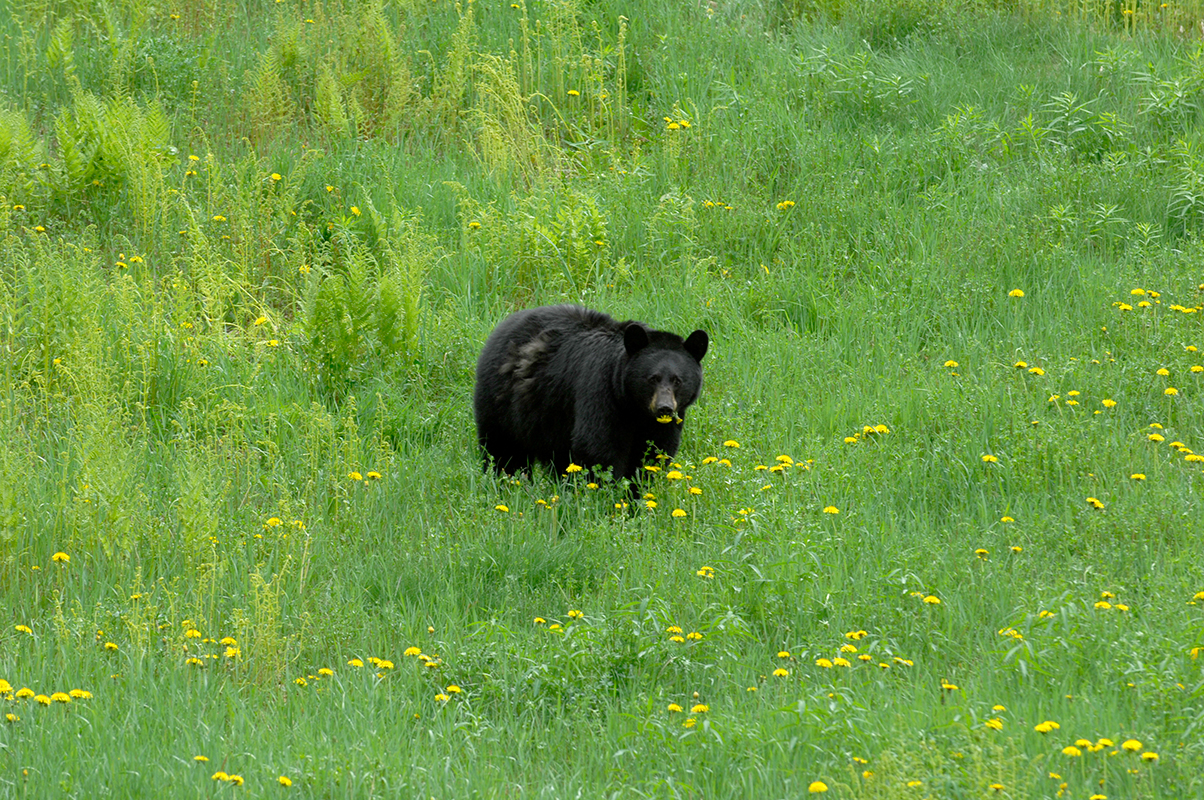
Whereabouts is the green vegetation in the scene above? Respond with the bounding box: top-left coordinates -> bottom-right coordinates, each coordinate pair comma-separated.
2,0 -> 1203,796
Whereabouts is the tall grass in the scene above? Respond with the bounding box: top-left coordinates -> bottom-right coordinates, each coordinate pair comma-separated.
1,0 -> 1203,796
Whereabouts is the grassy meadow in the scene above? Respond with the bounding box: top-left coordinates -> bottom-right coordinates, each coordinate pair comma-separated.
3,0 -> 1204,796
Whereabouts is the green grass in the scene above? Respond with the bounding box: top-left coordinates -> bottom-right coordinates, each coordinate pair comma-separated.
2,0 -> 1204,796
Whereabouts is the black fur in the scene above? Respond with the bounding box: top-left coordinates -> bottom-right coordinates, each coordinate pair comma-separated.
474,305 -> 708,481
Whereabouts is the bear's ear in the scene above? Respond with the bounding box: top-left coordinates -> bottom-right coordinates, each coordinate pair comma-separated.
683,330 -> 709,362
623,323 -> 649,356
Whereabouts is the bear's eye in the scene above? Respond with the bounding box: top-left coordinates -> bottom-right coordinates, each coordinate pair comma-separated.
671,375 -> 682,387
649,374 -> 661,384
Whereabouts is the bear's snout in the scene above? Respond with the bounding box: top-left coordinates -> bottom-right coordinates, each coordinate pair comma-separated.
651,387 -> 677,417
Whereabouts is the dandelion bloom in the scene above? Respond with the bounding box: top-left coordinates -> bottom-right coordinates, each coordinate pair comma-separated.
722,440 -> 740,448
564,463 -> 583,473
672,508 -> 687,518
278,776 -> 293,786
696,566 -> 714,578
1142,752 -> 1158,762
68,689 -> 91,699
494,505 -> 509,513
822,506 -> 839,514
1130,473 -> 1146,480
34,694 -> 51,706
686,631 -> 702,640
1165,387 -> 1179,396
1063,746 -> 1082,757
1086,497 -> 1105,510
981,454 -> 998,463
985,718 -> 1003,730
212,771 -> 229,781
846,630 -> 867,640
815,658 -> 833,668
944,360 -> 959,368
1121,739 -> 1142,751
691,703 -> 708,713
667,703 -> 683,713
51,552 -> 70,563
922,595 -> 941,605
808,781 -> 828,793
773,668 -> 790,677
15,625 -> 32,634
1008,288 -> 1025,298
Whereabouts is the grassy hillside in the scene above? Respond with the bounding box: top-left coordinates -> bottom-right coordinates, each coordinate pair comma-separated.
1,0 -> 1203,796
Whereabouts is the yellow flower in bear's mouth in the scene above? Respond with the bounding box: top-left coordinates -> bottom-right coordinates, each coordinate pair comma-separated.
656,415 -> 673,424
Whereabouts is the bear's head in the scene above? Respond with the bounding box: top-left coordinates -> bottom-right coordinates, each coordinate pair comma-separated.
622,324 -> 708,422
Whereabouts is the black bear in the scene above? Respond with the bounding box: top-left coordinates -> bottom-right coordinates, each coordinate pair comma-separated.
474,305 -> 708,482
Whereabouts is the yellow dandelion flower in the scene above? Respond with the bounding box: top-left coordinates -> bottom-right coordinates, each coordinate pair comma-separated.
1008,288 -> 1025,298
